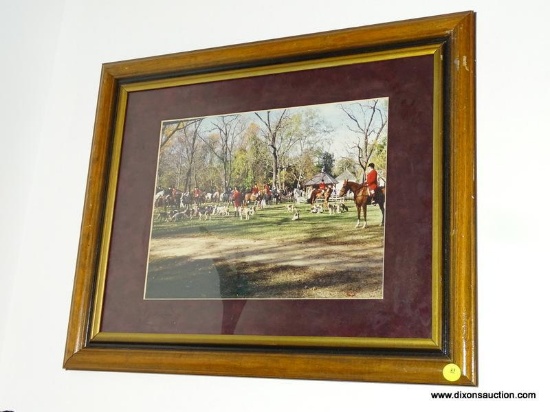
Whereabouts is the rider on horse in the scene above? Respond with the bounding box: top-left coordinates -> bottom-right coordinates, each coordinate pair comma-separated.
363,163 -> 378,200
318,179 -> 326,195
193,186 -> 201,198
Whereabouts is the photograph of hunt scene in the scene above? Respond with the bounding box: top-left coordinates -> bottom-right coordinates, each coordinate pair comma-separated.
145,97 -> 388,299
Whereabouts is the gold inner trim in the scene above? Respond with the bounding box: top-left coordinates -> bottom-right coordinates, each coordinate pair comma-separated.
91,90 -> 129,337
431,46 -> 444,348
93,332 -> 439,350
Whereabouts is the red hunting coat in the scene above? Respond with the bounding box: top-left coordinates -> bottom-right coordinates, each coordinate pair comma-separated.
366,169 -> 378,192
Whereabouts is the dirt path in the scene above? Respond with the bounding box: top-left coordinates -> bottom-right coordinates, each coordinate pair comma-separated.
146,233 -> 384,299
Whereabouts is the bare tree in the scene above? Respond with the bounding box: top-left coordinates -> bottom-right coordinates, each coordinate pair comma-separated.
158,119 -> 203,192
290,108 -> 332,188
200,114 -> 246,191
255,109 -> 310,189
340,99 -> 388,173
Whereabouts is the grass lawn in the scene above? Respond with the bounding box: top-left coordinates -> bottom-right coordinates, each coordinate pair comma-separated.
145,200 -> 385,299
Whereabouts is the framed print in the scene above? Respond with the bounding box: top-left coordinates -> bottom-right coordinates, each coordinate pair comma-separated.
64,11 -> 477,385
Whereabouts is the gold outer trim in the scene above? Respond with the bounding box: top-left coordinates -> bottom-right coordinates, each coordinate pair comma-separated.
90,44 -> 445,351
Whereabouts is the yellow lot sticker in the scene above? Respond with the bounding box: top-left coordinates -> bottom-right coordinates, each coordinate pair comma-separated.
443,363 -> 461,382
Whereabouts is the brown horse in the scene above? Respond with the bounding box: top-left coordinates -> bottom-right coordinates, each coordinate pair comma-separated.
309,187 -> 333,210
244,192 -> 261,204
338,179 -> 385,228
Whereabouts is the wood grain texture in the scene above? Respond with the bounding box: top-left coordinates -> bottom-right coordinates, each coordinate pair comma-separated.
64,11 -> 476,385
447,12 -> 477,385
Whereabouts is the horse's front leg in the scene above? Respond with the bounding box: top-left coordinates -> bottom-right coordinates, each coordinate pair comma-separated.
355,206 -> 361,228
362,204 -> 367,229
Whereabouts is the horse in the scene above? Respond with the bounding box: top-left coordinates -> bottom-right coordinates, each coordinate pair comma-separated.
309,187 -> 333,210
219,190 -> 231,204
179,192 -> 192,209
169,188 -> 184,208
338,179 -> 385,228
244,192 -> 260,204
192,189 -> 205,206
154,187 -> 178,209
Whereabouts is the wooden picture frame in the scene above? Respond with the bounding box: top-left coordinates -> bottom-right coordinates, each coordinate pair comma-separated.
64,11 -> 477,385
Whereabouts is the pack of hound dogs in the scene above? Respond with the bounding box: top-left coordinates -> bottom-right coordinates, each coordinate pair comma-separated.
308,202 -> 348,214
156,205 -> 231,222
156,200 -> 349,223
287,202 -> 348,219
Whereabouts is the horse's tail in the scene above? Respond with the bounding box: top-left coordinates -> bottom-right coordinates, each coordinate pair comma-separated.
375,186 -> 385,205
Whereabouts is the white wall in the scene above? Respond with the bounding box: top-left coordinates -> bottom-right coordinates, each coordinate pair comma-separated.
1,1 -> 548,411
